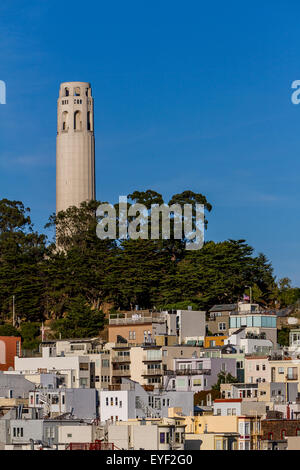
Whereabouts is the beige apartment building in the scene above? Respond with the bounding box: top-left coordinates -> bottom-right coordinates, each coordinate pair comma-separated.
107,418 -> 186,450
244,356 -> 271,384
161,345 -> 203,372
130,346 -> 163,387
108,344 -> 131,387
108,311 -> 168,345
269,358 -> 300,391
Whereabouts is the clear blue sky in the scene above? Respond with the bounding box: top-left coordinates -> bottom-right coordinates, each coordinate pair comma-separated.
0,1 -> 300,284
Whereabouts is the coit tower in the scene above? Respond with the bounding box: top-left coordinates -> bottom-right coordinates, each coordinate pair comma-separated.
56,81 -> 95,213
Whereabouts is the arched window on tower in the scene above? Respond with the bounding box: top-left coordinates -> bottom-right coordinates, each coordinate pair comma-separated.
62,111 -> 68,131
87,111 -> 92,131
74,87 -> 81,96
65,87 -> 69,97
74,110 -> 82,130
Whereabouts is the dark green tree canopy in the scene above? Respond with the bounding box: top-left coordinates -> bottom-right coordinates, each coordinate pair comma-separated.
0,192 -> 287,337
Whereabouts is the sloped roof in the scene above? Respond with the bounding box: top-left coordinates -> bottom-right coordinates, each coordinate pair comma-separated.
209,304 -> 237,312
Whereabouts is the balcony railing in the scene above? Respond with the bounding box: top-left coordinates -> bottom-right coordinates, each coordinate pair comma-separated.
142,368 -> 162,376
143,355 -> 162,362
173,368 -> 211,376
109,315 -> 165,325
111,356 -> 131,363
112,369 -> 131,376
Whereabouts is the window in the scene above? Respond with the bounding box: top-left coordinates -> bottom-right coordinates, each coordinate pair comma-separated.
193,379 -> 202,386
115,397 -> 118,406
102,359 -> 109,368
62,111 -> 68,131
175,432 -> 180,443
74,87 -> 80,96
74,110 -> 82,130
119,401 -> 122,408
227,408 -> 232,416
216,409 -> 221,416
256,365 -> 260,371
216,440 -> 222,450
278,367 -> 284,374
281,429 -> 287,439
51,395 -> 59,404
160,432 -> 165,444
106,397 -> 109,406
80,378 -> 88,388
287,367 -> 298,380
218,322 -> 226,331
13,427 -> 24,438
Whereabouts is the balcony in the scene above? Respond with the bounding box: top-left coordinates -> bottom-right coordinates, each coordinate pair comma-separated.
112,369 -> 131,376
174,368 -> 211,376
143,355 -> 162,362
111,356 -> 131,363
142,368 -> 162,376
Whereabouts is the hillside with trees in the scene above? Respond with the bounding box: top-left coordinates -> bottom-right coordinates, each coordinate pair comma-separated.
0,190 -> 298,340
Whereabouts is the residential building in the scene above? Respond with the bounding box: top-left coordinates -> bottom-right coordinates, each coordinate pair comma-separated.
0,336 -> 21,371
229,312 -> 277,345
29,388 -> 98,419
161,345 -> 203,371
244,356 -> 271,383
207,304 -> 237,336
130,345 -> 162,388
14,346 -> 91,388
163,357 -> 237,392
99,379 -> 194,422
225,328 -> 273,355
108,310 -> 168,344
107,418 -> 185,450
0,373 -> 33,399
269,358 -> 300,392
204,335 -> 227,348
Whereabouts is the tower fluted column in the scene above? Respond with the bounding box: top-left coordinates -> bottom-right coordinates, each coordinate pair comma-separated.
56,81 -> 95,213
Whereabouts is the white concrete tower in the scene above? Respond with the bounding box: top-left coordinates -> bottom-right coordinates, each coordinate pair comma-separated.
56,81 -> 95,213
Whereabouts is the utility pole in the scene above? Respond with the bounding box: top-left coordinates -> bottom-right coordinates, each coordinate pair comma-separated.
12,295 -> 15,327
